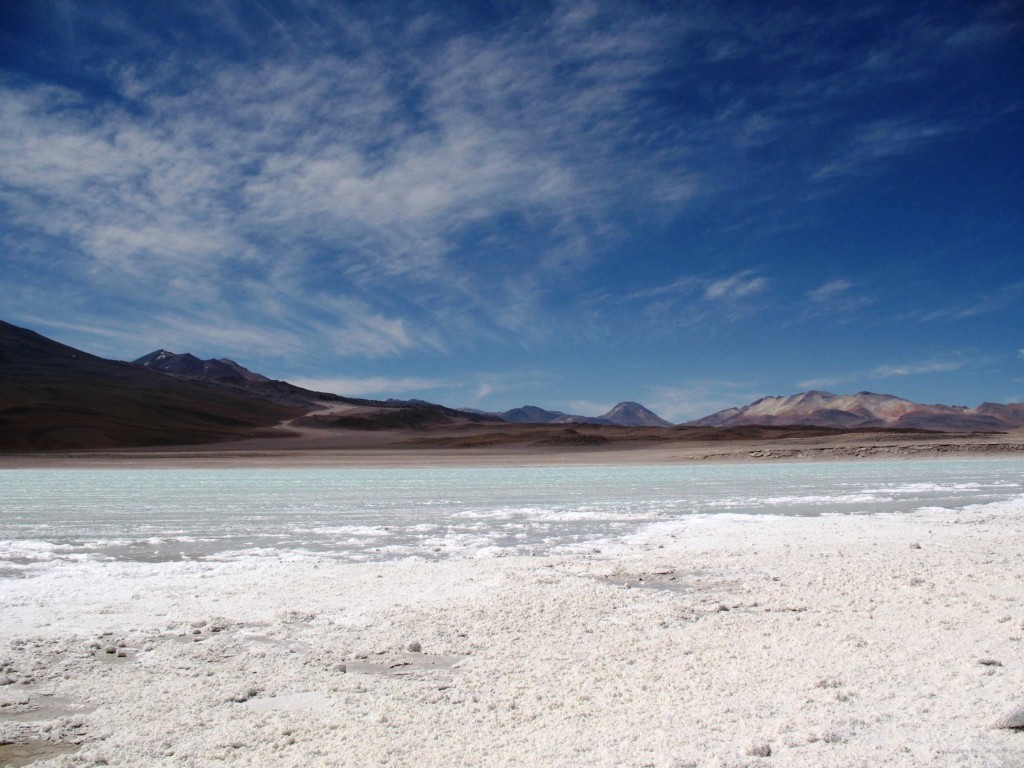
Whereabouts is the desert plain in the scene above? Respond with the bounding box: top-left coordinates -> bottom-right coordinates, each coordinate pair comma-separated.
2,412 -> 1022,468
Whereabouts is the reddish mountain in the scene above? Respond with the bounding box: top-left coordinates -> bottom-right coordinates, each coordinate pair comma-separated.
688,391 -> 1024,432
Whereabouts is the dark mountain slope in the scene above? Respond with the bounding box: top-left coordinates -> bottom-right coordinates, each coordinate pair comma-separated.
134,350 -> 269,382
500,405 -> 612,425
0,320 -> 302,451
499,401 -> 672,427
133,351 -> 503,428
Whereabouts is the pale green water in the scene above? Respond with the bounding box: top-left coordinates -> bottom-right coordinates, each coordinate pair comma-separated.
0,458 -> 1021,572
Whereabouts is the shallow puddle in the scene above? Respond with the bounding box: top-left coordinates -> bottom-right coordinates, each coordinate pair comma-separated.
597,570 -> 688,592
0,740 -> 79,767
345,653 -> 465,677
597,569 -> 743,595
0,695 -> 93,723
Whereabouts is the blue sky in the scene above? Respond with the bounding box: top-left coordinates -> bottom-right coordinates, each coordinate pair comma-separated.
1,0 -> 1022,421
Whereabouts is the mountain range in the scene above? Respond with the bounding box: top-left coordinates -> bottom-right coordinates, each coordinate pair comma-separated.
130,350 -> 671,428
2,318 -> 1022,451
497,401 -> 673,428
0,320 -> 497,450
688,390 -> 1024,432
133,349 -> 270,382
131,349 -> 503,430
0,320 -> 300,451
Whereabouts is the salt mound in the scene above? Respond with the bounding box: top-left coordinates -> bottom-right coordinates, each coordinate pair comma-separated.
992,704 -> 1024,730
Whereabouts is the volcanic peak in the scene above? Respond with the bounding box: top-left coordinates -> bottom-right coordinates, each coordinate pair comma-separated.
133,349 -> 269,383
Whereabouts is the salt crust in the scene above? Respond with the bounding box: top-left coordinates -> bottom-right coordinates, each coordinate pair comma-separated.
2,498 -> 1024,767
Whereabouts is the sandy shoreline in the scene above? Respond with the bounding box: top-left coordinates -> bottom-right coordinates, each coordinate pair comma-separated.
2,428 -> 1022,469
2,489 -> 1024,766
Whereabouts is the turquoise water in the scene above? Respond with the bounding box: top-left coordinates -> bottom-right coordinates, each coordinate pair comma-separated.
0,458 -> 1021,571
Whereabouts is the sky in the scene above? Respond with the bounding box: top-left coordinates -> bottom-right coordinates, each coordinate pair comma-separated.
1,0 -> 1022,421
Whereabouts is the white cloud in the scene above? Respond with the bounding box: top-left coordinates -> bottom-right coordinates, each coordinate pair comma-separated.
800,278 -> 874,322
808,279 -> 854,302
292,367 -> 560,405
704,271 -> 768,301
908,280 -> 1024,323
614,269 -> 772,330
814,118 -> 954,180
624,276 -> 702,301
453,369 -> 558,408
10,290 -> 424,364
647,381 -> 763,423
303,297 -> 429,358
1,0 -> 1015,368
565,400 -> 614,417
0,5 -> 709,358
945,18 -> 1019,48
1017,348 -> 1024,361
796,376 -> 843,391
288,376 -> 445,398
12,315 -> 137,343
796,359 -> 967,391
870,360 -> 964,378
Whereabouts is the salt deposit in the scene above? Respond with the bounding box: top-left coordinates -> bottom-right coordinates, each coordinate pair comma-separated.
992,704 -> 1024,730
1,461 -> 1023,766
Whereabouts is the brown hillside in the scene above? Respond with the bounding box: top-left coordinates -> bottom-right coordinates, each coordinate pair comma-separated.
0,320 -> 302,451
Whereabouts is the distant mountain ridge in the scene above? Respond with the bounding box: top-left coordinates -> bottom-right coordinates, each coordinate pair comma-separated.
500,405 -> 608,425
602,401 -> 673,427
688,390 -> 1024,432
134,350 -> 269,383
133,348 -> 362,410
5,319 -> 1023,452
500,401 -> 672,427
131,350 -> 499,427
0,320 -> 503,451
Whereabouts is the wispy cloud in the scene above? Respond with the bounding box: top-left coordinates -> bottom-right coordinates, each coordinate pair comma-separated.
944,7 -> 1021,48
796,376 -> 844,391
618,269 -> 771,329
565,400 -> 614,418
808,279 -> 854,302
7,291 -> 424,365
625,271 -> 769,304
292,367 -> 558,405
624,276 -> 702,302
905,280 -> 1024,323
813,118 -> 955,180
0,0 -> 1018,391
800,278 -> 875,322
704,271 -> 768,301
458,369 -> 560,409
870,360 -> 965,378
648,380 -> 764,423
288,376 -> 446,398
0,2 -> 708,360
11,315 -> 138,343
799,357 -> 967,390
